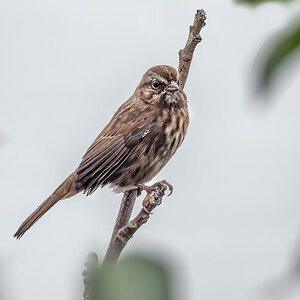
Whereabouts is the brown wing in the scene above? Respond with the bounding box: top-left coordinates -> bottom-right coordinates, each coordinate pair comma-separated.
76,117 -> 151,195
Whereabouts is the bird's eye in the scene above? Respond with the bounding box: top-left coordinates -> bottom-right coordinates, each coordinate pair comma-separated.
152,80 -> 160,89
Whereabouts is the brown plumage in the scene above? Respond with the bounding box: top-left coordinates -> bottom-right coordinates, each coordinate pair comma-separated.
14,65 -> 189,239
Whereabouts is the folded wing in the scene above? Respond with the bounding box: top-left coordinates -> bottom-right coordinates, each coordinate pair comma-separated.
76,121 -> 150,195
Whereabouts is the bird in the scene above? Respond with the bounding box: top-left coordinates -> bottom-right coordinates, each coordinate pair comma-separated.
14,65 -> 189,239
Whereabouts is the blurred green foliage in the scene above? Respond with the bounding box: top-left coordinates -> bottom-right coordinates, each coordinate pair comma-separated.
91,254 -> 172,300
236,0 -> 300,91
258,20 -> 300,89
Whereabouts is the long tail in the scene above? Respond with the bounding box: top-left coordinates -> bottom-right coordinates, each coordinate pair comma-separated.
14,171 -> 79,239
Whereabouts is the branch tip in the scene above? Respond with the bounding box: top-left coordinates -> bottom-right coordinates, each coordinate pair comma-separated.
178,8 -> 207,89
82,8 -> 207,298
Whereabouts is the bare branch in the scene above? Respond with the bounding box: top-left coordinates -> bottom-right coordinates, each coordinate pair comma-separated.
178,9 -> 206,90
103,185 -> 167,264
82,252 -> 98,300
82,9 -> 207,298
106,189 -> 138,253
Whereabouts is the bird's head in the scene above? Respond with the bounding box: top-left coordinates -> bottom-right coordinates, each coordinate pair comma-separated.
136,65 -> 184,106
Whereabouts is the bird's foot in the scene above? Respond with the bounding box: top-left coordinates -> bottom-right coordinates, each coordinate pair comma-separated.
137,180 -> 173,214
137,180 -> 173,197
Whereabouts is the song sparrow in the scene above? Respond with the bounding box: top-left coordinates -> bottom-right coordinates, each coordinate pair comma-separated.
14,65 -> 189,238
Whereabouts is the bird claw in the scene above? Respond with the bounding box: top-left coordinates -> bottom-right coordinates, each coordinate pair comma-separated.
137,180 -> 173,197
142,205 -> 152,214
160,180 -> 173,196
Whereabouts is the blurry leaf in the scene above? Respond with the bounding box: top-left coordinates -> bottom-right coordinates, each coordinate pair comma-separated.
91,254 -> 172,300
257,20 -> 300,90
236,0 -> 294,5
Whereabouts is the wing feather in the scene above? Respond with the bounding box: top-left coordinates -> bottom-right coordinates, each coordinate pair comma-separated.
78,138 -> 124,174
76,121 -> 151,194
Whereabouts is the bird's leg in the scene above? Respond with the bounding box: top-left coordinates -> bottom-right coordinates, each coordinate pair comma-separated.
137,180 -> 171,214
141,192 -> 153,214
137,180 -> 173,197
137,180 -> 173,214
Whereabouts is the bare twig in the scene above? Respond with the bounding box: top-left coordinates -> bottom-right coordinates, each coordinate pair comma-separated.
82,252 -> 98,300
101,8 -> 206,265
103,185 -> 167,264
82,9 -> 206,298
178,9 -> 206,90
104,189 -> 138,262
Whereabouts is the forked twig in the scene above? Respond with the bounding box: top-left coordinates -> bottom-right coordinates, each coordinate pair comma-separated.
82,8 -> 206,298
103,185 -> 167,264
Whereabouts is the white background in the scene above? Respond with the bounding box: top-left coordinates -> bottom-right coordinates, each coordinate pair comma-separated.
1,1 -> 300,299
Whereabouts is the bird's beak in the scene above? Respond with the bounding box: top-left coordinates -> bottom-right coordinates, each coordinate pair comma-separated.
166,80 -> 179,92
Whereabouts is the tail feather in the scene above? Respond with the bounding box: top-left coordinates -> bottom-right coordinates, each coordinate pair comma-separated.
14,171 -> 78,239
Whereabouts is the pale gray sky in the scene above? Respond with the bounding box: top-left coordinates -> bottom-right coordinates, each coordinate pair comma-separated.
1,1 -> 300,300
